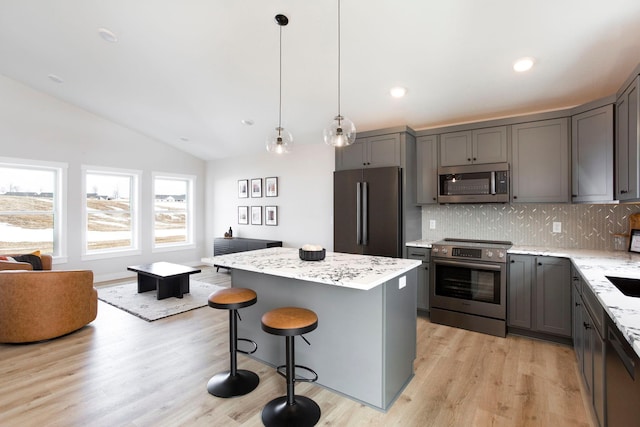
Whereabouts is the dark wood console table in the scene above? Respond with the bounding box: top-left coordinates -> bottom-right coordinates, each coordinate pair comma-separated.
213,237 -> 283,271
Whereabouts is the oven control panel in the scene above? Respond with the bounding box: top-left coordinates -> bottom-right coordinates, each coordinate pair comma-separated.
431,244 -> 507,263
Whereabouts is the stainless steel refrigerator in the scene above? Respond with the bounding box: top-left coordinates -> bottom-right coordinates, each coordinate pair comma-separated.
333,166 -> 402,257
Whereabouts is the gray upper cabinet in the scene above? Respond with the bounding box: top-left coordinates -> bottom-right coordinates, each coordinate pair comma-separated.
439,126 -> 507,166
511,118 -> 570,203
439,131 -> 471,166
416,135 -> 438,204
571,104 -> 614,203
335,133 -> 402,171
616,75 -> 640,201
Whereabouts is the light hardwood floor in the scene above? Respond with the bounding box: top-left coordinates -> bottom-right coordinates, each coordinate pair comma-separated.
0,268 -> 596,427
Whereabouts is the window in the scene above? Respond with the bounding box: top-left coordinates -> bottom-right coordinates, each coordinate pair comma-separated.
83,166 -> 140,258
0,158 -> 66,257
153,173 -> 195,250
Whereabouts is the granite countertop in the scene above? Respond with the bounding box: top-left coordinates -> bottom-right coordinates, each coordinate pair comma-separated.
406,239 -> 640,358
202,247 -> 421,291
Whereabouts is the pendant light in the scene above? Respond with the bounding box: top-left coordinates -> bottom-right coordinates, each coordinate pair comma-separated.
323,0 -> 356,147
266,14 -> 293,154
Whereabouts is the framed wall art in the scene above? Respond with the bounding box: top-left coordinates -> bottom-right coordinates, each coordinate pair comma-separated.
265,177 -> 278,197
251,206 -> 262,225
265,206 -> 278,226
251,178 -> 262,198
238,206 -> 249,224
238,179 -> 248,198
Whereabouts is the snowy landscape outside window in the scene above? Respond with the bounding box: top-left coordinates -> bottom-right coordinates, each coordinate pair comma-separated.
153,174 -> 194,248
84,169 -> 138,254
0,159 -> 65,256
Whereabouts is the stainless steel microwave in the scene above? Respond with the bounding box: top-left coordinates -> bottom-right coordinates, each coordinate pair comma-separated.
438,162 -> 509,203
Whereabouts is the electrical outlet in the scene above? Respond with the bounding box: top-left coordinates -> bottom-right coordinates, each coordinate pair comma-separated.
399,276 -> 406,289
430,220 -> 436,230
553,222 -> 562,233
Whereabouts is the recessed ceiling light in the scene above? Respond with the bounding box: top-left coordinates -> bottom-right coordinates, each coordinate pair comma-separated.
513,57 -> 535,72
98,27 -> 118,43
241,119 -> 255,126
47,74 -> 64,84
390,87 -> 407,98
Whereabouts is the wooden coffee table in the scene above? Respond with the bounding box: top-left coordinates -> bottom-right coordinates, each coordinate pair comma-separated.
127,262 -> 201,300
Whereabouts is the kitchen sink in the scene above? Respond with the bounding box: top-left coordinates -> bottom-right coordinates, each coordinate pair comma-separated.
605,276 -> 640,297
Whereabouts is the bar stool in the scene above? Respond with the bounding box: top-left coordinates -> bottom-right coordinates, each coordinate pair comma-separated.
207,288 -> 259,398
261,306 -> 320,427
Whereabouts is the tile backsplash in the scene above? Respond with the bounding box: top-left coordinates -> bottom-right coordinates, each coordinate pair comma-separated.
421,203 -> 640,250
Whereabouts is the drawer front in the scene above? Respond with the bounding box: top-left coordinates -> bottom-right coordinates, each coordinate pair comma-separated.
582,283 -> 605,338
407,247 -> 430,262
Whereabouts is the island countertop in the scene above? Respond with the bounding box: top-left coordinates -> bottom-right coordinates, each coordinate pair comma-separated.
202,247 -> 421,291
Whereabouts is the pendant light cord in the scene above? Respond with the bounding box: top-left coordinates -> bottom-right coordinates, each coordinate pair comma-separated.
278,24 -> 283,135
337,0 -> 341,118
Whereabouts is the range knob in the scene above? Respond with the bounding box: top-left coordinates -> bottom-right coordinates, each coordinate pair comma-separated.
486,250 -> 494,258
441,248 -> 448,254
432,247 -> 439,253
497,251 -> 505,259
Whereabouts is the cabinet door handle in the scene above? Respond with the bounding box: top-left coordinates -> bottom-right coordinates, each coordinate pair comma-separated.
575,302 -> 581,307
513,195 -> 518,200
473,157 -> 477,161
538,262 -> 542,266
510,259 -> 515,263
467,158 -> 471,162
583,322 -> 591,330
621,190 -> 628,194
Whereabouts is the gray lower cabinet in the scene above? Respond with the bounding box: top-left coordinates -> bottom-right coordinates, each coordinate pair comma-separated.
572,265 -> 605,427
616,75 -> 640,201
416,135 -> 438,204
507,254 -> 533,329
571,104 -> 614,203
508,255 -> 571,339
406,246 -> 430,311
511,118 -> 570,203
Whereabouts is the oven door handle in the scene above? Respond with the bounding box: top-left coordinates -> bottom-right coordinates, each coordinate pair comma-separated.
432,258 -> 503,271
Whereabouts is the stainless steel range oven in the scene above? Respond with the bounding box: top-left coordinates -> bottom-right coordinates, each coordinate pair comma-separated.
429,238 -> 512,337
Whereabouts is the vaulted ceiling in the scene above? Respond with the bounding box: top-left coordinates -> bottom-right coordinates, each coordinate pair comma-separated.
1,0 -> 640,160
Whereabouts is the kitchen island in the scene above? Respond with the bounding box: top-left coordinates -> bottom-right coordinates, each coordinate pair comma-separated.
202,247 -> 421,411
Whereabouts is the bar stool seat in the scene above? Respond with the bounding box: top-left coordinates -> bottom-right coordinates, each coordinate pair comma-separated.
207,288 -> 259,398
261,307 -> 320,427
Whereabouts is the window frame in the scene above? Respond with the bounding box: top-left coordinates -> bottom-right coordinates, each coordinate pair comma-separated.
152,172 -> 196,252
0,156 -> 67,262
81,165 -> 141,260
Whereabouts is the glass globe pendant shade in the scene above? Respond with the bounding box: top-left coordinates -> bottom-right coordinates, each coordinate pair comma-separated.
266,127 -> 293,154
324,115 -> 356,147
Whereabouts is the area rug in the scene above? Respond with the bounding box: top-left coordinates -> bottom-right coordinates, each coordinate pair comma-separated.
97,279 -> 224,321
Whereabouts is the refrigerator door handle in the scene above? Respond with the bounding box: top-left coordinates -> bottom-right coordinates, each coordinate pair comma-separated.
362,182 -> 368,245
356,182 -> 362,245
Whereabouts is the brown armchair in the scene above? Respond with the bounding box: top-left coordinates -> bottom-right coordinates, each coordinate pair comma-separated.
0,254 -> 97,343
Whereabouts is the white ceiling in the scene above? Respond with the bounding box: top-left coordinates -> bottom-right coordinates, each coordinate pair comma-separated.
1,0 -> 640,160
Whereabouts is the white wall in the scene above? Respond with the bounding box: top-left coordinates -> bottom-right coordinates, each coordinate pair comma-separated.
0,75 -> 207,282
206,143 -> 335,255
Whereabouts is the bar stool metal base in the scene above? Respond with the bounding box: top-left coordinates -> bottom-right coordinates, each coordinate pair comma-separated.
261,395 -> 321,427
207,369 -> 259,398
